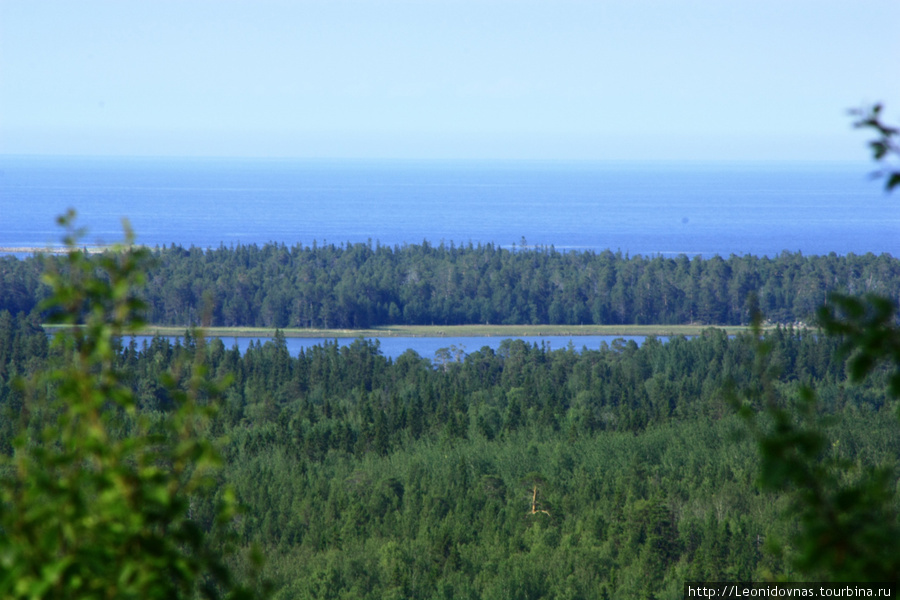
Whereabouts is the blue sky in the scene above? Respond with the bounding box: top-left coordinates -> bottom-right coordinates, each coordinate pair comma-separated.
1,0 -> 898,160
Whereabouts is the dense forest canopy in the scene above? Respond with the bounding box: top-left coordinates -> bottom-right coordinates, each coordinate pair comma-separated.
3,243 -> 899,328
3,302 -> 899,597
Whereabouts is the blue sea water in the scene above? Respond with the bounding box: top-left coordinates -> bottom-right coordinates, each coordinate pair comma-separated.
1,156 -> 896,258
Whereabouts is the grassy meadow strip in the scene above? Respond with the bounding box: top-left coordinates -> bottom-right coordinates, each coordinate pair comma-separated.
44,323 -> 761,338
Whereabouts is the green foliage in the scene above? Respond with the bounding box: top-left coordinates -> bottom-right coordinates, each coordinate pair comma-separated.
819,293 -> 900,398
0,211 -> 256,599
736,111 -> 900,584
852,103 -> 900,192
737,336 -> 900,582
5,241 -> 900,329
4,259 -> 899,596
138,322 -> 891,596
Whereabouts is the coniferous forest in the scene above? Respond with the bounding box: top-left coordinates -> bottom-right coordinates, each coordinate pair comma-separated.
2,237 -> 900,598
3,244 -> 900,328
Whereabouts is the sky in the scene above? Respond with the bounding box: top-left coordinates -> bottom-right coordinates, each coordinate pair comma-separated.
1,0 -> 898,161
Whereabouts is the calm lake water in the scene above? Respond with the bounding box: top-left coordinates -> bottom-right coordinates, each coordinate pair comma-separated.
126,334 -> 650,362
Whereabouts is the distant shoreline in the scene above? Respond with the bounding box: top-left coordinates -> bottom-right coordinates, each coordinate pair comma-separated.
0,246 -> 119,255
43,323 -> 758,338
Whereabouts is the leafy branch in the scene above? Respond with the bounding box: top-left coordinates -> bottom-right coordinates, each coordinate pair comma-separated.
851,103 -> 900,192
0,211 -> 260,599
735,105 -> 900,583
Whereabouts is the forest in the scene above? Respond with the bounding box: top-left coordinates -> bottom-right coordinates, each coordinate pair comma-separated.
2,243 -> 900,328
2,286 -> 899,597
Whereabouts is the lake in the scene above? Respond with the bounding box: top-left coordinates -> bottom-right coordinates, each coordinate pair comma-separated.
126,334 -> 652,362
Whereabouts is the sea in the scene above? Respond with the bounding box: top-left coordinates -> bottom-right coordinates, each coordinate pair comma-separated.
3,155 -> 896,359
